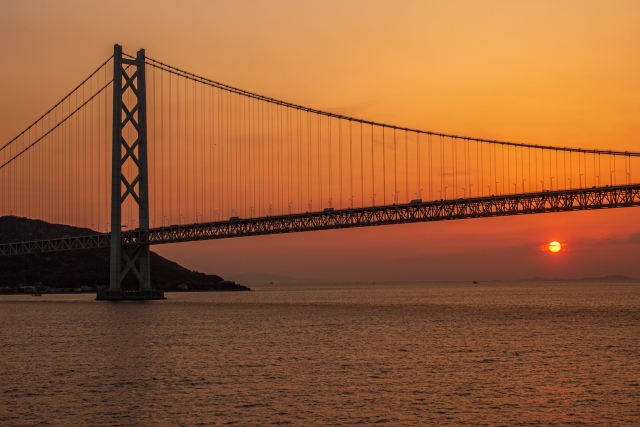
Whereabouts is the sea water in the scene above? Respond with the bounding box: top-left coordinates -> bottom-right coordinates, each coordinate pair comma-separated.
1,281 -> 639,426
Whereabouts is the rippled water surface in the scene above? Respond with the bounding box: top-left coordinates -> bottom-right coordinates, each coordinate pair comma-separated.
1,281 -> 639,426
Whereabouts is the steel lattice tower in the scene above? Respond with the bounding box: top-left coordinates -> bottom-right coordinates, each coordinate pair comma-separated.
109,44 -> 152,293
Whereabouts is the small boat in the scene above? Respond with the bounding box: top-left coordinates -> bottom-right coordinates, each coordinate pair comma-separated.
32,293 -> 42,297
473,281 -> 479,284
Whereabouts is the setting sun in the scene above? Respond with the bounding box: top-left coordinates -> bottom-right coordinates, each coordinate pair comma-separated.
549,241 -> 562,253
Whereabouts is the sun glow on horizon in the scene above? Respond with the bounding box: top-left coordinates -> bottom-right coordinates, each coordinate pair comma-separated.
549,241 -> 562,253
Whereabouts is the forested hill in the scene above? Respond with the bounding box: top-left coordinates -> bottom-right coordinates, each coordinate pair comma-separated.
0,216 -> 248,292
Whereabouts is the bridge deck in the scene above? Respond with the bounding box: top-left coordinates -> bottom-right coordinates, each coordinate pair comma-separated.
2,184 -> 639,256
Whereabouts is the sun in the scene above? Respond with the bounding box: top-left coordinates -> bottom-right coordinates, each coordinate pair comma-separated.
548,241 -> 562,253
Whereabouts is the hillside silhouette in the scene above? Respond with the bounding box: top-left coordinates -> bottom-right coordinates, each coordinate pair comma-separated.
0,216 -> 248,292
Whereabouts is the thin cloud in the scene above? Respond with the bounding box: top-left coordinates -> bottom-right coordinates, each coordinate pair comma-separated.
536,243 -> 570,252
601,232 -> 640,245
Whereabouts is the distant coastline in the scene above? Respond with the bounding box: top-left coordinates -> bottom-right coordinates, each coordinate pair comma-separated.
228,271 -> 329,284
516,275 -> 637,282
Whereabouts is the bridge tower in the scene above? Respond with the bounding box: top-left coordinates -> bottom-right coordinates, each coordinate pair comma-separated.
99,44 -> 164,300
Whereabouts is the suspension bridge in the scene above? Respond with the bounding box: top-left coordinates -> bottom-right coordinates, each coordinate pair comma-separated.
2,45 -> 639,299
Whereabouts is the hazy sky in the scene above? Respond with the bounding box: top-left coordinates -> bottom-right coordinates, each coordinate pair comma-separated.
2,0 -> 639,281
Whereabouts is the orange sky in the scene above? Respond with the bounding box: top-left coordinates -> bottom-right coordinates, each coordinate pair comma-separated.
1,0 -> 639,280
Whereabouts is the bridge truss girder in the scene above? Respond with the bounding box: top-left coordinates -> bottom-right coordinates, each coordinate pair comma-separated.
2,184 -> 638,257
130,184 -> 640,244
0,234 -> 111,256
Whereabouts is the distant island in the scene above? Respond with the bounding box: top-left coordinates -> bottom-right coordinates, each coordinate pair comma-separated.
228,271 -> 329,284
578,275 -> 638,281
0,216 -> 250,294
517,275 -> 637,282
